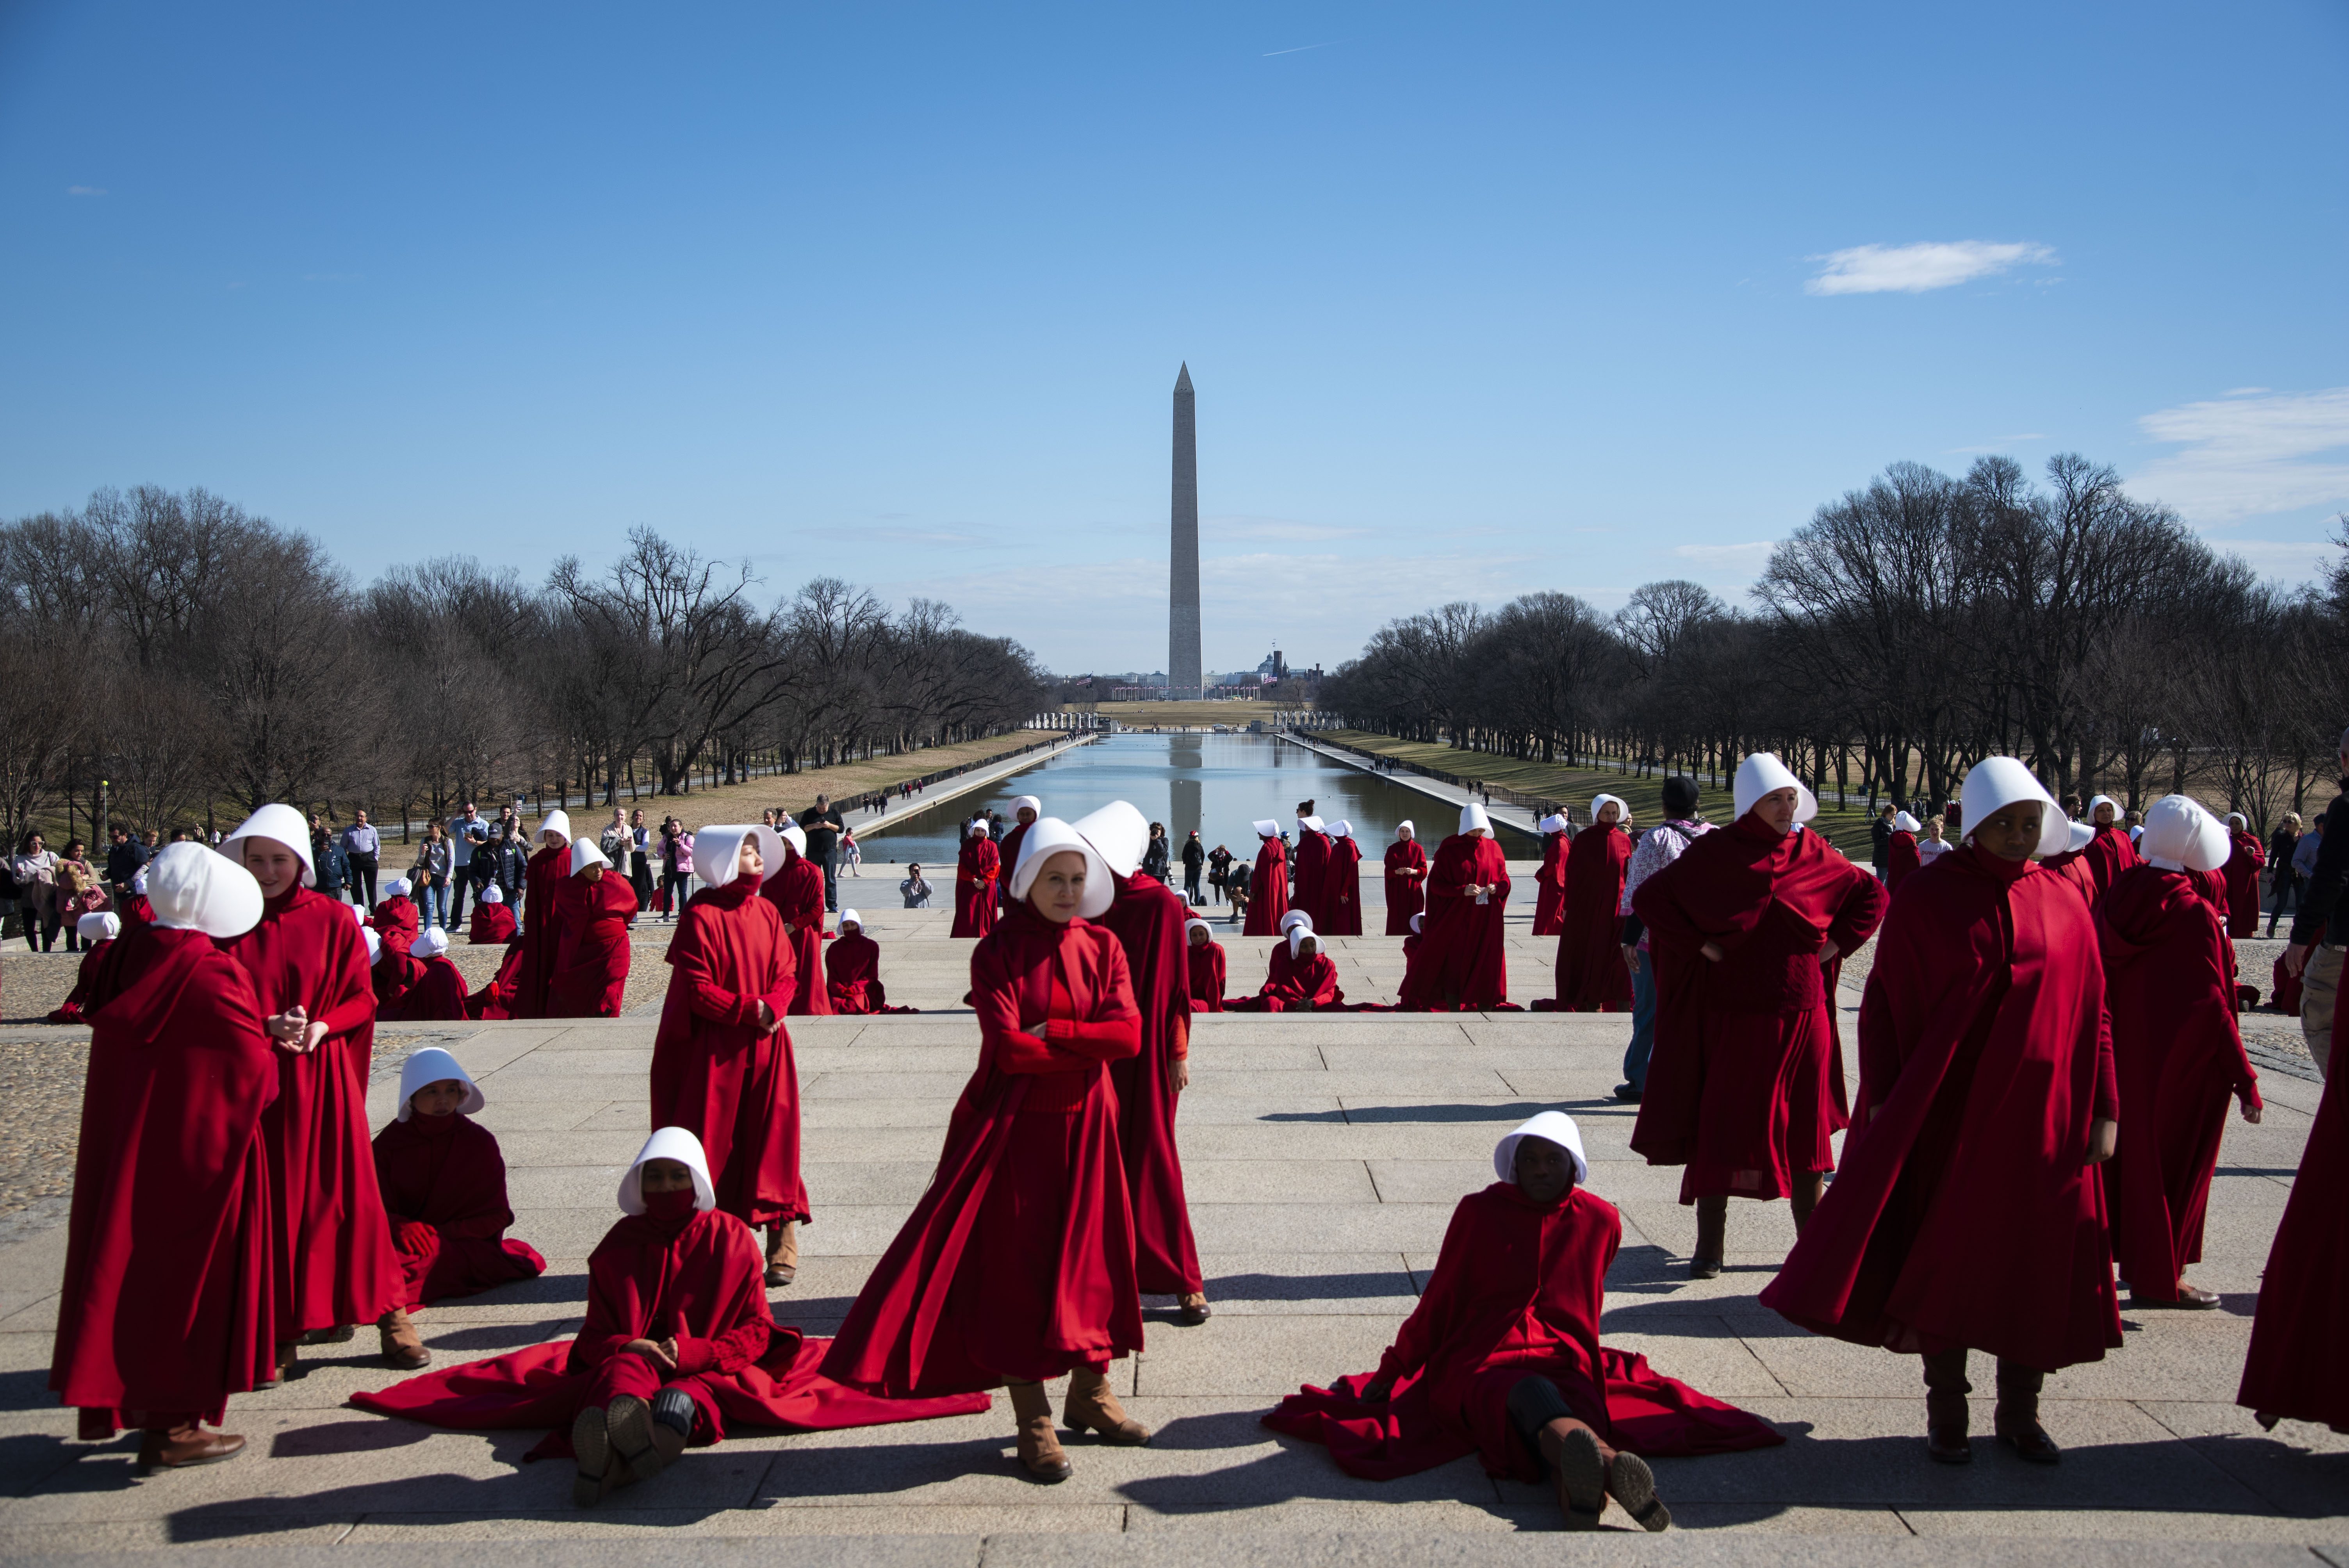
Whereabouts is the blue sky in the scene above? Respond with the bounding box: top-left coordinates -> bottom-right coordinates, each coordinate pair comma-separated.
4,1 -> 2344,675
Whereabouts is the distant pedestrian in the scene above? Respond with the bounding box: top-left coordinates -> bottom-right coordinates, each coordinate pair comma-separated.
899,864 -> 934,909
1142,821 -> 1172,882
11,831 -> 60,951
798,794 -> 846,912
1181,830 -> 1205,903
1207,844 -> 1232,904
2268,812 -> 2304,937
412,821 -> 453,930
342,810 -> 382,907
449,801 -> 492,925
103,825 -> 148,910
843,831 -> 862,877
659,817 -> 692,919
2283,726 -> 2349,1078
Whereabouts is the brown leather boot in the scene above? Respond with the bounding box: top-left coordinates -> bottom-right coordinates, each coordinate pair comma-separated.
1063,1367 -> 1151,1445
1994,1361 -> 2060,1464
765,1221 -> 798,1287
1175,1292 -> 1212,1325
378,1308 -> 431,1371
1922,1347 -> 1972,1465
1539,1420 -> 1606,1529
137,1423 -> 246,1472
1007,1380 -> 1071,1482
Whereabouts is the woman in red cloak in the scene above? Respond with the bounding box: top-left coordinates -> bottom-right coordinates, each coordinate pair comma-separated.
1231,915 -> 1347,1012
352,1128 -> 989,1506
822,818 -> 1150,1482
2220,812 -> 2266,938
2039,819 -> 2100,907
1555,795 -> 1635,1012
2080,793 -> 2141,902
1075,802 -> 1210,1324
1266,1113 -> 1780,1529
1417,805 -> 1511,1010
1882,811 -> 1923,894
381,926 -> 471,1022
373,876 -> 421,956
219,805 -> 419,1376
47,912 -> 119,1023
996,796 -> 1041,914
951,820 -> 1001,938
2098,796 -> 2262,1308
759,822 -> 832,1016
1383,822 -> 1428,935
468,882 -> 517,945
826,909 -> 906,1013
2238,995 -> 2349,1434
550,838 -> 638,1019
1289,806 -> 1331,930
1631,757 -> 1885,1276
1242,821 -> 1289,936
652,824 -> 806,1288
49,843 -> 278,1472
1531,815 -> 1571,936
1185,918 -> 1226,1012
1319,822 -> 1365,935
375,1048 -> 546,1310
1761,758 -> 2121,1465
512,811 -> 572,1019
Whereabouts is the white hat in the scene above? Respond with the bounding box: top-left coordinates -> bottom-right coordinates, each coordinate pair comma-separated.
617,1127 -> 716,1215
1253,819 -> 1282,838
481,882 -> 504,904
1959,758 -> 2071,856
1459,802 -> 1492,836
1072,801 -> 1150,878
1733,754 -> 1818,824
414,925 -> 450,959
1494,1110 -> 1589,1185
1537,814 -> 1568,835
2067,820 -> 2095,852
364,927 -> 383,962
1397,821 -> 1415,838
1278,909 -> 1314,935
2226,811 -> 2248,830
219,804 -> 317,888
1006,816 -> 1115,918
569,837 -> 610,875
538,809 -> 572,844
396,1046 -> 484,1121
1290,925 -> 1321,959
838,908 -> 863,931
1010,795 -> 1042,818
382,875 -> 413,898
1409,912 -> 1424,933
1892,811 -> 1921,833
692,824 -> 789,890
1329,821 -> 1354,840
1184,917 -> 1214,942
1299,814 -> 1326,834
145,842 -> 264,940
349,901 -> 368,923
775,820 -> 807,861
76,911 -> 120,943
2087,794 -> 2123,823
1591,794 -> 1628,823
968,818 -> 991,838
2140,795 -> 2230,873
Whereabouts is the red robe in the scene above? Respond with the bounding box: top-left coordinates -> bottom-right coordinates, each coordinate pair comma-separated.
380,955 -> 470,1023
1416,834 -> 1511,1009
373,1112 -> 547,1310
1242,837 -> 1289,935
373,894 -> 420,957
1531,831 -> 1570,935
2221,831 -> 2266,938
1383,840 -> 1428,934
1291,828 -> 1332,931
1230,944 -> 1346,1012
2041,845 -> 2098,908
1760,846 -> 2123,1371
2081,821 -> 2141,903
2237,1004 -> 2349,1430
550,872 -> 637,1018
46,936 -> 113,1023
2098,864 -> 2260,1301
227,884 -> 401,1339
1263,1185 -> 1781,1478
762,855 -> 832,1015
468,902 -> 517,946
651,877 -> 804,1230
469,942 -> 528,1021
825,930 -> 890,1013
373,950 -> 424,1012
351,1205 -> 986,1447
996,821 -> 1033,912
1321,836 -> 1364,935
1883,830 -> 1921,893
951,836 -> 1000,939
1187,940 -> 1227,1013
513,843 -> 568,1019
823,906 -> 1143,1395
1554,824 -> 1634,1012
50,927 -> 279,1434
1099,870 -> 1204,1296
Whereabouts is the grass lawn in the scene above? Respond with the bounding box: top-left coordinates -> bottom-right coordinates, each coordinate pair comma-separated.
1326,729 -> 1886,858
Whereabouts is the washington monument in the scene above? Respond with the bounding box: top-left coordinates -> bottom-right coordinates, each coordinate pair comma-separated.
1169,362 -> 1202,701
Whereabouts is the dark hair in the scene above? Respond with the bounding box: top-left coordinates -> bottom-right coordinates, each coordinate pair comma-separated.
1661,776 -> 1700,818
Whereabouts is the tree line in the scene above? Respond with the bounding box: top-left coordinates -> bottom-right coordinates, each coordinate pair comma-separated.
0,486 -> 1052,845
1321,453 -> 2348,831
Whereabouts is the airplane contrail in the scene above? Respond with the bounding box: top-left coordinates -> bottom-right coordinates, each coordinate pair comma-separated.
1262,42 -> 1333,56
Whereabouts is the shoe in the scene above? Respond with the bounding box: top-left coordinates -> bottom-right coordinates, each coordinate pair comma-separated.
296,1324 -> 358,1346
378,1308 -> 431,1371
1995,1418 -> 2062,1464
1007,1381 -> 1072,1482
1994,1368 -> 2060,1465
2172,1283 -> 2222,1309
1608,1450 -> 1672,1531
137,1424 -> 246,1472
765,1220 -> 799,1288
1542,1423 -> 1607,1530
1062,1368 -> 1151,1445
1175,1293 -> 1212,1325
1613,1082 -> 1643,1103
1687,1256 -> 1722,1280
604,1393 -> 686,1482
572,1405 -> 613,1506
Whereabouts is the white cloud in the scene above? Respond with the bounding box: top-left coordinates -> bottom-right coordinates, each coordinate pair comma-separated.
1201,513 -> 1372,543
2224,387 -> 2271,397
67,185 -> 106,196
2129,386 -> 2349,524
2201,538 -> 2335,584
1805,241 -> 2056,296
1672,541 -> 1775,566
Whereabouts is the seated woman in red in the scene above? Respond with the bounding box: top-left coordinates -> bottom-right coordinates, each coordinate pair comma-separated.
468,883 -> 517,945
825,910 -> 910,1013
550,838 -> 638,1019
368,927 -> 422,1012
1265,1112 -> 1780,1529
1185,918 -> 1226,1013
48,912 -> 120,1023
373,877 -> 421,955
374,1048 -> 545,1311
381,926 -> 471,1022
1230,913 -> 1346,1012
823,818 -> 1149,1482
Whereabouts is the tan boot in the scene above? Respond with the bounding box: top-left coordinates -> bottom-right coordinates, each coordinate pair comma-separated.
1007,1379 -> 1071,1482
137,1423 -> 246,1473
1062,1367 -> 1150,1445
765,1221 -> 799,1287
378,1308 -> 431,1371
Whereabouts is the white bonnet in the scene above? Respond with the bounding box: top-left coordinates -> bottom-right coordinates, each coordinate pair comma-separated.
1494,1110 -> 1589,1185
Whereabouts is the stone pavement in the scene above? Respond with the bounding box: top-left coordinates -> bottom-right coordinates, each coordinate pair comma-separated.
0,905 -> 2340,1559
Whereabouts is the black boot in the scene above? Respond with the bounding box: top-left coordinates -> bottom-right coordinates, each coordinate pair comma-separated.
1922,1347 -> 1972,1464
1690,1195 -> 1727,1278
1994,1360 -> 2060,1463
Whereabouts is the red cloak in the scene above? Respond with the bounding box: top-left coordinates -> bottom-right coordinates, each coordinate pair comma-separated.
468,902 -> 517,946
2040,845 -> 2098,908
1630,818 -> 1884,1203
1883,830 -> 1921,893
47,936 -> 112,1024
825,929 -> 891,1013
550,871 -> 637,1018
822,905 -> 1143,1395
372,894 -> 420,957
1242,837 -> 1289,935
1291,828 -> 1332,932
1554,824 -> 1634,1012
512,844 -> 568,1018
373,1112 -> 547,1310
2081,822 -> 2141,903
50,926 -> 280,1433
1759,846 -> 2123,1371
2221,831 -> 2266,938
2097,864 -> 2260,1301
1531,831 -> 1570,936
1321,835 -> 1365,935
951,836 -> 1001,938
1383,839 -> 1428,934
1416,834 -> 1511,1010
469,942 -> 528,1021
1099,870 -> 1205,1296
352,1205 -> 987,1447
762,855 -> 832,1016
380,955 -> 470,1023
1187,939 -> 1227,1013
2237,1003 -> 2349,1430
996,821 -> 1033,911
226,884 -> 402,1339
651,877 -> 805,1230
1264,1185 -> 1781,1478
1230,944 -> 1346,1012
373,950 -> 423,1012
